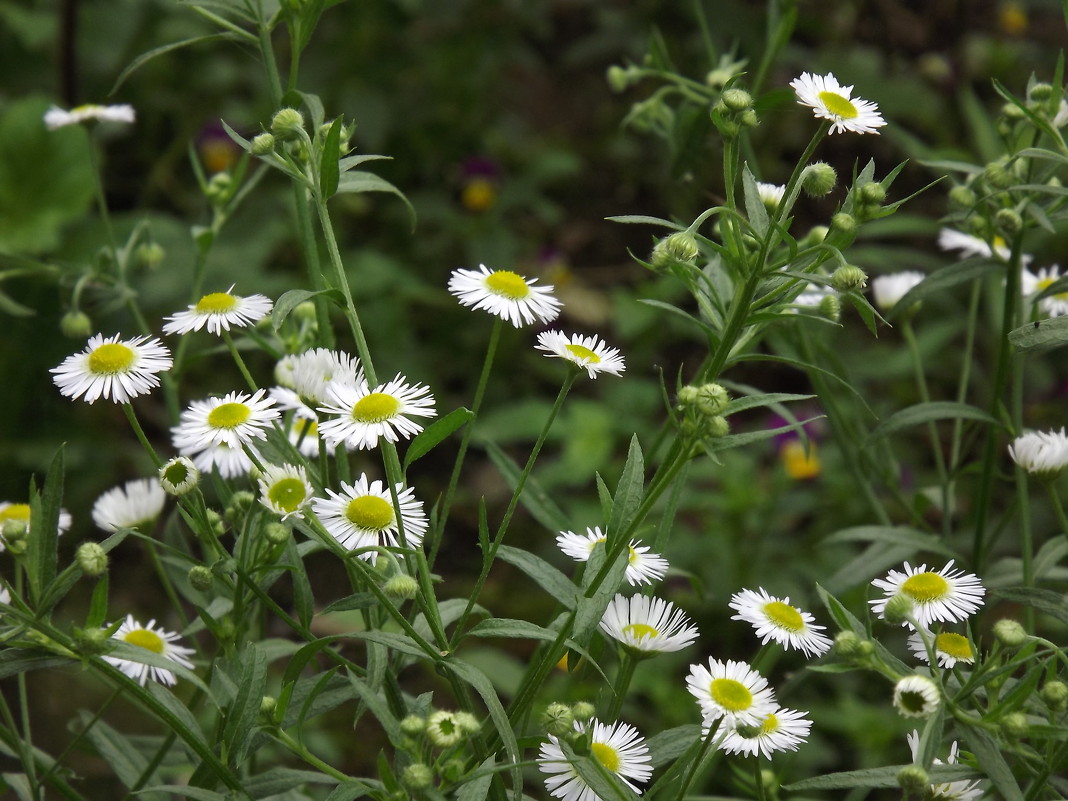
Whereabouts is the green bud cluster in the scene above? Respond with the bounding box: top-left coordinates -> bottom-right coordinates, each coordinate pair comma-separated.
881,594 -> 915,626
712,85 -> 758,138
270,108 -> 305,141
948,184 -> 978,212
650,231 -> 700,269
224,491 -> 255,526
606,64 -> 644,93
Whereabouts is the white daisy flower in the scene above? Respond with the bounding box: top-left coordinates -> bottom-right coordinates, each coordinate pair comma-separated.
728,588 -> 832,658
44,103 -> 135,130
937,228 -> 1016,262
0,503 -> 71,552
311,475 -> 428,561
1054,98 -> 1068,128
158,456 -> 199,496
789,72 -> 886,135
162,286 -> 273,336
599,594 -> 699,655
91,478 -> 166,533
871,271 -> 926,312
1026,265 -> 1068,318
448,264 -> 562,328
318,375 -> 436,451
907,731 -> 983,801
870,560 -> 985,630
893,675 -> 940,719
556,528 -> 668,586
535,331 -> 626,379
51,333 -> 172,404
102,614 -> 195,686
257,463 -> 314,520
539,719 -> 652,801
1009,428 -> 1068,479
269,387 -> 330,458
282,348 -> 363,405
171,389 -> 279,454
907,630 -> 975,669
792,281 -> 833,310
190,440 -> 259,480
756,182 -> 786,211
717,707 -> 812,759
0,583 -> 10,606
686,658 -> 778,729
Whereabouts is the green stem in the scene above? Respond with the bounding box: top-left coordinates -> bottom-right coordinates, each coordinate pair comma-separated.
122,403 -> 162,468
606,652 -> 639,720
901,319 -> 950,525
272,729 -> 351,782
257,22 -> 284,107
1047,484 -> 1068,541
223,330 -> 260,392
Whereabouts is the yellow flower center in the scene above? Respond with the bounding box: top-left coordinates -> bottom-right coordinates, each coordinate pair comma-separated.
124,628 -> 165,654
591,742 -> 620,774
195,292 -> 238,314
351,392 -> 400,423
484,270 -> 531,300
626,544 -> 638,564
88,343 -> 135,375
623,623 -> 660,641
763,601 -> 804,632
760,713 -> 779,734
709,678 -> 753,711
935,632 -> 973,661
818,90 -> 858,119
207,402 -> 251,429
564,344 -> 601,363
901,572 -> 949,602
268,478 -> 307,513
0,504 -> 30,524
345,495 -> 394,531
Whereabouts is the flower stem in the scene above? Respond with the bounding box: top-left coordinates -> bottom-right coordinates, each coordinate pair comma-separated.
122,404 -> 162,468
606,652 -> 639,720
223,330 -> 260,392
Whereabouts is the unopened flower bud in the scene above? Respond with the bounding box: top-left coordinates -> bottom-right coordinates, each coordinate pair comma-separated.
829,212 -> 857,237
882,594 -> 915,626
716,117 -> 741,138
136,242 -> 166,268
1040,680 -> 1068,711
1029,82 -> 1053,102
270,108 -> 305,141
802,162 -> 837,197
859,182 -> 887,205
293,300 -> 318,322
995,208 -> 1022,235
205,509 -> 226,538
2,520 -> 28,554
402,763 -> 433,790
441,758 -> 466,783
948,185 -> 977,211
652,231 -> 700,267
76,542 -> 108,577
707,415 -> 730,438
831,264 -> 868,293
571,701 -> 596,722
73,626 -> 111,655
705,68 -> 733,89
818,293 -> 841,322
897,765 -> 929,796
455,712 -> 480,734
543,702 -> 574,736
60,310 -> 93,339
400,715 -> 426,736
984,161 -> 1014,189
384,574 -> 419,601
224,491 -> 255,526
426,711 -> 464,747
260,695 -> 277,716
1001,711 -> 1028,739
834,630 -> 862,657
251,132 -> 276,155
606,65 -> 631,93
159,457 -> 198,497
721,88 -> 753,112
1001,102 -> 1026,120
188,565 -> 214,591
738,109 -> 759,128
264,522 -> 290,545
994,618 -> 1027,649
800,225 -> 828,247
205,172 -> 232,203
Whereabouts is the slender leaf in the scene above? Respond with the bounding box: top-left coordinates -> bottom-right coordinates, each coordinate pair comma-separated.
604,214 -> 684,230
495,546 -> 578,609
742,163 -> 769,237
272,288 -> 345,332
961,726 -> 1024,801
606,436 -> 643,544
456,757 -> 495,801
28,448 -> 63,606
404,407 -> 474,471
785,764 -> 981,791
992,587 -> 1068,625
335,171 -> 415,228
111,34 -> 243,94
319,117 -> 343,198
484,441 -> 570,533
1009,316 -> 1068,351
221,643 -> 267,767
866,402 -> 1002,443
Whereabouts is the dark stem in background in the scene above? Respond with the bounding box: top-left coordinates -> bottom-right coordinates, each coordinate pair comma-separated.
58,0 -> 77,104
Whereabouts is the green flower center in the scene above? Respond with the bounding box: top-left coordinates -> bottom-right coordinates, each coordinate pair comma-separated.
0,504 -> 30,524
818,90 -> 858,119
564,344 -> 601,363
269,478 -> 307,513
88,343 -> 135,375
623,623 -> 660,640
195,292 -> 238,314
935,632 -> 973,661
591,742 -> 620,774
345,495 -> 394,531
162,461 -> 190,485
901,572 -> 949,602
763,601 -> 804,632
709,678 -> 753,711
351,392 -> 400,423
898,689 -> 928,714
124,628 -> 165,654
485,270 -> 530,300
207,402 -> 251,429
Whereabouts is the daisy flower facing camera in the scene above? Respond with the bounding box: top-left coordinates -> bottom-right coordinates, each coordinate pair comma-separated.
893,675 -> 940,719
556,527 -> 668,586
538,719 -> 652,801
536,331 -> 626,379
171,389 -> 279,454
790,72 -> 886,135
599,594 -> 699,655
907,630 -> 975,669
448,264 -> 562,328
92,478 -> 166,533
162,285 -> 273,336
102,615 -> 195,687
51,333 -> 172,404
318,374 -> 435,451
870,560 -> 985,630
686,658 -> 778,729
717,707 -> 812,759
728,588 -> 832,658
312,475 -> 428,562
258,463 -> 314,520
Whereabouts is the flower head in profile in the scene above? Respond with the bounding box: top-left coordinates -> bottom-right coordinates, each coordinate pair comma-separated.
102,615 -> 195,686
907,630 -> 975,669
686,658 -> 778,729
318,374 -> 435,451
92,478 -> 166,533
171,389 -> 278,454
870,560 -> 985,630
45,103 -> 135,130
311,475 -> 427,562
938,228 -> 1019,263
871,271 -> 925,312
162,286 -> 273,336
0,503 -> 71,552
893,675 -> 940,719
277,348 -> 362,405
906,731 -> 983,801
599,594 -> 699,655
556,527 -> 668,586
790,72 -> 886,135
728,588 -> 832,658
756,182 -> 786,211
1026,265 -> 1068,318
51,333 -> 172,404
538,719 -> 652,801
535,331 -> 626,379
1009,428 -> 1068,479
717,707 -> 812,759
448,264 -> 562,328
257,463 -> 314,520
190,441 -> 259,480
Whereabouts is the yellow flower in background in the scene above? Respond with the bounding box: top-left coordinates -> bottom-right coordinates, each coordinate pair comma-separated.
779,438 -> 821,480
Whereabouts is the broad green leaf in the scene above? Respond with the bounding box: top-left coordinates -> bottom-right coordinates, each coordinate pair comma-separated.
105,641 -> 213,696
221,644 -> 267,767
82,716 -> 165,799
135,787 -> 227,801
816,584 -> 911,675
866,402 -> 1002,443
1009,316 -> 1068,351
323,782 -> 382,801
28,447 -> 63,607
645,724 -> 702,767
319,117 -> 343,198
465,618 -> 603,678
335,171 -> 415,228
404,407 -> 474,471
496,546 -> 578,609
785,764 -> 981,791
742,163 -> 769,237
0,651 -> 72,680
271,287 -> 345,332
456,756 -> 495,801
298,91 -> 326,129
961,727 -> 1024,801
347,671 -> 404,746
244,768 -> 338,798
574,546 -> 629,645
281,671 -> 355,729
86,571 -> 109,628
284,536 -> 315,628
606,436 -> 643,545
339,154 -> 392,172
